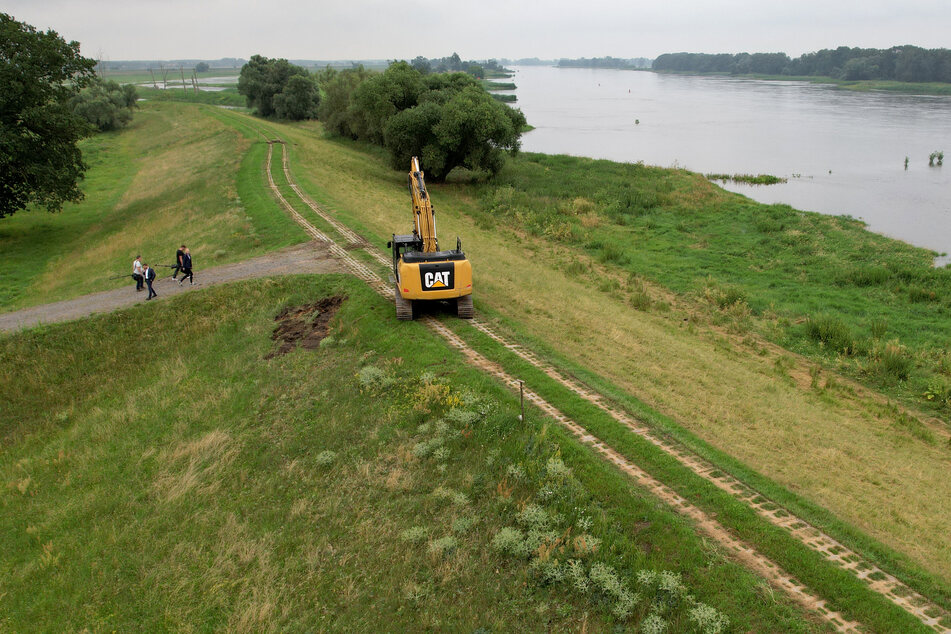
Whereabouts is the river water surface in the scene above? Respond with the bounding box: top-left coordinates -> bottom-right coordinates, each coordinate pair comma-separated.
511,66 -> 951,260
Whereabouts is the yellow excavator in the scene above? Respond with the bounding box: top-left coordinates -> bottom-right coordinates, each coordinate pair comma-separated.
388,157 -> 473,320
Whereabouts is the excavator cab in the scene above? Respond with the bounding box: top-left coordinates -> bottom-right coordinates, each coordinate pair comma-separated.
388,158 -> 473,320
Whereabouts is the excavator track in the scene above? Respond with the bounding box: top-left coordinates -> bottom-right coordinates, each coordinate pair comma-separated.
456,294 -> 474,319
395,284 -> 415,320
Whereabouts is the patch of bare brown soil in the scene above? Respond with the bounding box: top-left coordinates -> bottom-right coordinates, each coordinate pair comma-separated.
266,296 -> 344,358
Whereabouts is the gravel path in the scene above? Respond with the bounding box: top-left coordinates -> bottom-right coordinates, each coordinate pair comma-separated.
0,242 -> 343,332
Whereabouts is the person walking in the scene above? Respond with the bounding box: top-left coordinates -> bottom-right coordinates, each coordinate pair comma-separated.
132,255 -> 144,292
143,263 -> 157,300
171,244 -> 186,280
178,247 -> 194,285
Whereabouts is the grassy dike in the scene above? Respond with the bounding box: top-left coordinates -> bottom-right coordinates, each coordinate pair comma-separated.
0,277 -> 814,631
0,101 -> 307,312
2,100 -> 948,629
271,118 -> 951,590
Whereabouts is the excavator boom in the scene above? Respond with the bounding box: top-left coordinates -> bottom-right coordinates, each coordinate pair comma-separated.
409,157 -> 439,253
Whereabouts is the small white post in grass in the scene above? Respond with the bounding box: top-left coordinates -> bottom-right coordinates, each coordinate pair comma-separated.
518,380 -> 524,422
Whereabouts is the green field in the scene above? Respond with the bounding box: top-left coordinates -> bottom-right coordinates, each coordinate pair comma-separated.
3,99 -> 951,631
1,276 -> 816,631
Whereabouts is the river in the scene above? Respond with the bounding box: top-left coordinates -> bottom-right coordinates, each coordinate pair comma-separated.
510,66 -> 951,261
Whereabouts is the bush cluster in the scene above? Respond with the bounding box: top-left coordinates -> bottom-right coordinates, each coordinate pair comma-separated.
238,55 -> 319,120
70,77 -> 138,131
317,62 -> 526,181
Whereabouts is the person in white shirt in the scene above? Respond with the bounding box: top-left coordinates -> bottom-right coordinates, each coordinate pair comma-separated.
132,255 -> 144,292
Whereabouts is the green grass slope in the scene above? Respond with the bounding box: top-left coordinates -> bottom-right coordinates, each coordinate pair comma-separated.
275,120 -> 951,588
0,277 -> 815,632
0,101 -> 307,312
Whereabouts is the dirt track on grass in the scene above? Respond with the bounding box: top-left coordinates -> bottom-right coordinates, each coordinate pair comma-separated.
0,242 -> 343,332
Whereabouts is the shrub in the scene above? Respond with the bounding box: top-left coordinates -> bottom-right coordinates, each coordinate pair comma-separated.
432,486 -> 468,506
491,527 -> 530,558
570,197 -> 596,214
451,516 -> 475,534
70,77 -> 137,131
566,559 -> 590,593
924,378 -> 951,408
412,440 -> 434,458
314,450 -> 336,467
358,365 -> 395,391
805,314 -> 857,354
755,217 -> 785,233
545,456 -> 571,480
640,613 -> 668,634
869,317 -> 888,340
689,603 -> 730,634
835,266 -> 890,287
908,286 -> 938,303
597,242 -> 626,265
427,535 -> 458,558
445,408 -> 481,426
516,504 -> 551,530
870,342 -> 912,382
400,526 -> 428,544
529,558 -> 566,584
702,279 -> 748,311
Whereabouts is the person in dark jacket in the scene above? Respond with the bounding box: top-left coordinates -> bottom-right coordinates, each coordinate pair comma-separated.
178,247 -> 194,285
171,244 -> 185,279
143,263 -> 157,300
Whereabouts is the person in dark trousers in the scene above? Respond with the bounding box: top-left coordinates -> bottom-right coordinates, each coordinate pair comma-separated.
143,263 -> 157,300
132,255 -> 144,291
178,247 -> 194,285
171,244 -> 185,279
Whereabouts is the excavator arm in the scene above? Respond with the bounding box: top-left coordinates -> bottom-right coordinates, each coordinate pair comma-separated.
409,157 -> 439,253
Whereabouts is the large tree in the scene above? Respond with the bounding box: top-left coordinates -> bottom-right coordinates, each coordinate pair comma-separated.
384,83 -> 525,181
348,61 -> 423,144
237,55 -> 314,119
317,66 -> 372,137
0,14 -> 97,219
320,62 -> 527,180
273,75 -> 320,120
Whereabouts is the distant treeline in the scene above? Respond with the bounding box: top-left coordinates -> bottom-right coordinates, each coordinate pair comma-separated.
557,56 -> 652,70
409,53 -> 509,79
499,58 -> 555,66
653,46 -> 951,83
98,58 -> 246,71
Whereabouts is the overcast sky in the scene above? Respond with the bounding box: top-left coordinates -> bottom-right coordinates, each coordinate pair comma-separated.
6,0 -> 949,62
